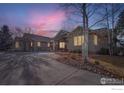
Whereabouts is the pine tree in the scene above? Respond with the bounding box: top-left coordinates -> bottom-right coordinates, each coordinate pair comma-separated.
116,10 -> 124,32
0,25 -> 13,51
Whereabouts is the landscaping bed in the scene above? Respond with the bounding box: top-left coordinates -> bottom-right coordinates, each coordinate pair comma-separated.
90,55 -> 124,79
55,52 -> 123,79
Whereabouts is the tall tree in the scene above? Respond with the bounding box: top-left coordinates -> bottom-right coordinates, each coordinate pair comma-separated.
60,4 -> 99,63
95,4 -> 123,55
105,5 -> 112,56
116,10 -> 124,32
82,4 -> 89,63
0,25 -> 13,51
110,4 -> 123,55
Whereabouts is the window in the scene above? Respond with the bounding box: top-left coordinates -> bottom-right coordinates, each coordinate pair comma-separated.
59,42 -> 65,48
31,42 -> 33,47
74,36 -> 78,46
48,42 -> 50,47
94,35 -> 98,45
15,41 -> 19,48
82,35 -> 84,44
37,42 -> 41,47
74,35 -> 84,46
78,36 -> 82,46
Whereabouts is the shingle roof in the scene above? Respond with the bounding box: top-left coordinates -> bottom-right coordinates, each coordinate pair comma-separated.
15,37 -> 23,41
69,26 -> 108,37
54,30 -> 69,40
23,33 -> 51,42
90,28 -> 108,37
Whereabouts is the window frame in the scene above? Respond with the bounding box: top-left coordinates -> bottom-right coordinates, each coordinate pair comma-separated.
59,42 -> 65,49
15,41 -> 20,48
74,35 -> 84,46
48,42 -> 50,47
94,35 -> 98,45
31,42 -> 33,47
37,41 -> 41,47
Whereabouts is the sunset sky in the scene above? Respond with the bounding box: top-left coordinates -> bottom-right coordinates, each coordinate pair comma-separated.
0,4 -> 69,37
0,3 -> 123,37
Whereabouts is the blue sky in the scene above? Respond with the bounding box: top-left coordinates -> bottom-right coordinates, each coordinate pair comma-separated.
0,3 -> 123,37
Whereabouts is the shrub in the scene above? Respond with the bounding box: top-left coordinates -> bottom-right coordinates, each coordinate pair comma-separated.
97,48 -> 109,55
71,50 -> 82,53
94,60 -> 100,65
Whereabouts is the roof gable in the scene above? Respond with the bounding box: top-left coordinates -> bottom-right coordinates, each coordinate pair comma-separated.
23,33 -> 50,42
54,30 -> 69,40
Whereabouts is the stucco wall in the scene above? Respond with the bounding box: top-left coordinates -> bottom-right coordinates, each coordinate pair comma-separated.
67,31 -> 107,53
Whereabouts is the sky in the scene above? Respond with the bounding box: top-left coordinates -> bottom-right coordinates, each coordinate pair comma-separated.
0,4 -> 68,37
0,4 -> 123,37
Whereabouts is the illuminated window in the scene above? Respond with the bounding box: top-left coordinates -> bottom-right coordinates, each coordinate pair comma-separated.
59,42 -> 65,48
48,42 -> 50,47
37,42 -> 41,47
74,35 -> 84,46
15,41 -> 19,48
31,42 -> 33,47
74,36 -> 78,46
94,35 -> 98,45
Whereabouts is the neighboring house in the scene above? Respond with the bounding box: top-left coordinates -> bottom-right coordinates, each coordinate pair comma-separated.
14,33 -> 51,52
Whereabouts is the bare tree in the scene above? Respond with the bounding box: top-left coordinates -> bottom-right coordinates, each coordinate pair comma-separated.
15,27 -> 24,37
60,4 -> 100,63
89,4 -> 123,55
103,4 -> 123,55
105,5 -> 112,56
110,4 -> 123,55
82,4 -> 89,63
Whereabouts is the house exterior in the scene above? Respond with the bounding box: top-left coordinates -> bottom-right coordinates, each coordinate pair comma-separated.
14,37 -> 24,51
67,26 -> 108,53
89,28 -> 108,53
14,33 -> 51,52
53,30 -> 69,51
14,26 -> 108,54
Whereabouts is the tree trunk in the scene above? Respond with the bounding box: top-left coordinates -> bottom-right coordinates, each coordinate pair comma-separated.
82,4 -> 89,63
111,4 -> 115,55
106,6 -> 112,56
111,4 -> 118,55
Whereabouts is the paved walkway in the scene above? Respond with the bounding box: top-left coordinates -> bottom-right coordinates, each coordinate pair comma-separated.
0,52 -> 102,85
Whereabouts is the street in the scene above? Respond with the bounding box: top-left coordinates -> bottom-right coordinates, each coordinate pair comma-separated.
0,52 -> 102,85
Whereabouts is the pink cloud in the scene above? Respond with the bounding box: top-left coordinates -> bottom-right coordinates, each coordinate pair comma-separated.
28,11 -> 66,37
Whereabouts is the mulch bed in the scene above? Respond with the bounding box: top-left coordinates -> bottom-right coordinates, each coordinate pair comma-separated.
55,52 -> 122,79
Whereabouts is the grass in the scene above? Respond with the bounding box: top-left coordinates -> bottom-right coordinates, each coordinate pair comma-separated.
90,55 -> 124,68
56,52 -> 124,78
90,55 -> 124,77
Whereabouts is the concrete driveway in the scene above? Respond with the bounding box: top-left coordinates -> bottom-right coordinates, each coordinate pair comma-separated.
0,52 -> 102,85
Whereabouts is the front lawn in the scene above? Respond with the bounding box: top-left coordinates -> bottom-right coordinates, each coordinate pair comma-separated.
90,55 -> 124,78
55,52 -> 124,78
